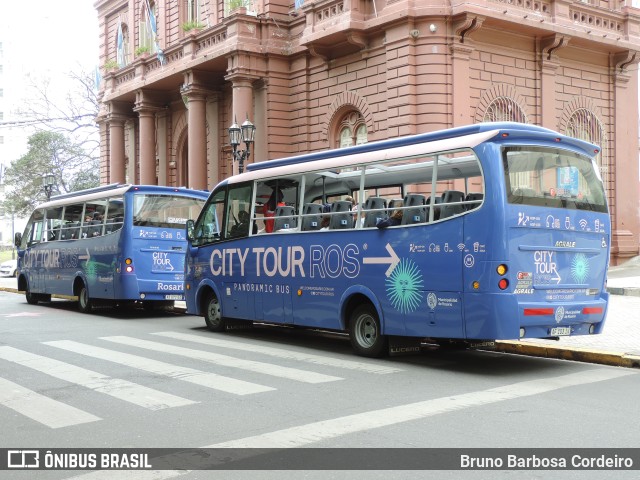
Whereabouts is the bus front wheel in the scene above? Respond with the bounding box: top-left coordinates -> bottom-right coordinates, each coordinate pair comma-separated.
25,289 -> 39,305
204,293 -> 225,332
78,284 -> 93,313
349,305 -> 388,358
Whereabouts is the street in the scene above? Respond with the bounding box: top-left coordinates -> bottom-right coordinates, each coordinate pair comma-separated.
0,288 -> 638,479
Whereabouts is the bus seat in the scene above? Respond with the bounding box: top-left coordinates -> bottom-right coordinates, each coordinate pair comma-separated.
69,222 -> 80,239
329,201 -> 353,229
465,193 -> 484,211
88,220 -> 103,237
363,197 -> 387,228
401,194 -> 426,225
301,203 -> 322,231
274,206 -> 297,231
440,190 -> 465,219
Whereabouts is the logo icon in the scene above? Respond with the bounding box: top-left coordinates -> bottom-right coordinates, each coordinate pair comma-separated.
385,258 -> 424,314
555,306 -> 565,324
427,292 -> 437,310
8,450 -> 39,468
578,219 -> 588,230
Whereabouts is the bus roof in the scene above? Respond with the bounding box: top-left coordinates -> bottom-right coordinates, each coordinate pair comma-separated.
35,184 -> 209,210
223,122 -> 598,187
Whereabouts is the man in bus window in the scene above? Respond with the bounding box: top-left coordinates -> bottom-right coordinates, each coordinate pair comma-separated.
263,188 -> 284,233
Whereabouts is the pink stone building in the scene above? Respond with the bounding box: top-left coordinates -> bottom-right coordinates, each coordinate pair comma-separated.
95,0 -> 640,264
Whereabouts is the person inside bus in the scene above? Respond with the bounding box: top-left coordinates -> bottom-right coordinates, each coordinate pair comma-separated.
263,188 -> 284,233
319,204 -> 331,230
376,209 -> 403,228
229,210 -> 256,237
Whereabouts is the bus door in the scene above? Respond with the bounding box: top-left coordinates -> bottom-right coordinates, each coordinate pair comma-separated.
23,210 -> 47,293
400,218 -> 465,339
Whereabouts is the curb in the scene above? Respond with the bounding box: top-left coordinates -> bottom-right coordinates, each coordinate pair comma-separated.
606,286 -> 640,297
494,341 -> 640,369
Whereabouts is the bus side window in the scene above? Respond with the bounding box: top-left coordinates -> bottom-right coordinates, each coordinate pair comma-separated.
26,210 -> 45,246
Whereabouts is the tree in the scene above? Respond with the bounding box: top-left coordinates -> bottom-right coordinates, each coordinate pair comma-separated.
1,131 -> 99,217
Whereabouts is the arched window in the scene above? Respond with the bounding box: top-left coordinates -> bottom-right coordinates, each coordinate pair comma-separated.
483,96 -> 528,123
336,111 -> 367,148
187,0 -> 200,22
483,97 -> 528,188
565,109 -> 608,196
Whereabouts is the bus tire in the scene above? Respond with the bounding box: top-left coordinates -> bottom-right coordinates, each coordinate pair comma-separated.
348,305 -> 388,358
204,293 -> 225,332
25,288 -> 39,305
78,283 -> 93,313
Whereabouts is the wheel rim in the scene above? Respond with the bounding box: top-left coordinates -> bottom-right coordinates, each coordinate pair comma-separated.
354,313 -> 378,348
207,298 -> 221,327
79,287 -> 88,308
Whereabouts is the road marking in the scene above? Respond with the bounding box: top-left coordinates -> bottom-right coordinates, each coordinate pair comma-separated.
152,331 -> 402,375
44,340 -> 274,396
0,347 -> 196,410
100,336 -> 342,384
207,368 -> 637,447
0,377 -> 100,429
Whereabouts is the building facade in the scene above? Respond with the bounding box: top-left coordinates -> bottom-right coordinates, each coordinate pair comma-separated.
95,0 -> 640,264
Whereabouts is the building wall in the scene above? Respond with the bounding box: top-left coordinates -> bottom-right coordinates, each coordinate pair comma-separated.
94,0 -> 640,263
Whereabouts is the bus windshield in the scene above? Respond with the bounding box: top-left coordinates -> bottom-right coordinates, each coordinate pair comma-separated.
504,147 -> 607,213
133,194 -> 205,228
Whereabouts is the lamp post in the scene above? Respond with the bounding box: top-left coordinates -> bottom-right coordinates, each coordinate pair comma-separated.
228,116 -> 256,174
42,173 -> 56,200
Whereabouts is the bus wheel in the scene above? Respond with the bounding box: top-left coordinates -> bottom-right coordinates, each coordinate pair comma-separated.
25,288 -> 39,305
204,293 -> 225,332
78,284 -> 93,313
349,305 -> 388,357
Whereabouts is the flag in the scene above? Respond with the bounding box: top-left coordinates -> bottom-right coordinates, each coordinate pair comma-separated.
145,0 -> 166,66
94,65 -> 101,90
116,19 -> 126,68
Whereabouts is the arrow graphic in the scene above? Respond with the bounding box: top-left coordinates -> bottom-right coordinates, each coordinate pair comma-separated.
363,243 -> 400,277
78,248 -> 91,262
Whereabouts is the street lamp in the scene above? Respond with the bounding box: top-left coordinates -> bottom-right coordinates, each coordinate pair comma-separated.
228,116 -> 256,174
42,173 -> 56,200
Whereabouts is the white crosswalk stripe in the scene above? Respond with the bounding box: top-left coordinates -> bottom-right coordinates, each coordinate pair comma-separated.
0,346 -> 196,410
100,336 -> 343,384
44,340 -> 275,396
0,377 -> 100,429
152,331 -> 403,374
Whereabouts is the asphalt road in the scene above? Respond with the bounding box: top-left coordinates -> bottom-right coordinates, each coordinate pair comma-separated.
0,290 -> 638,480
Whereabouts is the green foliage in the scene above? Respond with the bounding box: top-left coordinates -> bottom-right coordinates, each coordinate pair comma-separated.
1,131 -> 99,217
135,46 -> 150,56
182,21 -> 205,32
228,0 -> 246,11
103,59 -> 118,70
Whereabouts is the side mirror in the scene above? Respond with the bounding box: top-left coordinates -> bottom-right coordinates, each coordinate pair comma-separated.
186,219 -> 195,242
14,232 -> 22,248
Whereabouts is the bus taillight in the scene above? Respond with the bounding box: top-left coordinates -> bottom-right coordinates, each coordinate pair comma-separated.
498,278 -> 509,290
125,258 -> 133,273
582,307 -> 603,315
524,308 -> 554,316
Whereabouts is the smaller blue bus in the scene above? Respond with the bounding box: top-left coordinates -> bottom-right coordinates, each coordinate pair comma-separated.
15,184 -> 208,312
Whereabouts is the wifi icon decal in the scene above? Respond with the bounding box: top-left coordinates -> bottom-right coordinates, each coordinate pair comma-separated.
457,243 -> 465,251
578,219 -> 588,230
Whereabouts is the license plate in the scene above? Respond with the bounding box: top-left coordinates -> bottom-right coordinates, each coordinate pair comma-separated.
165,294 -> 183,300
550,327 -> 571,336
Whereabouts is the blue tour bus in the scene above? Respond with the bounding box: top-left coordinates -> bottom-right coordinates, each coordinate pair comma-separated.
15,184 -> 208,312
184,122 -> 611,357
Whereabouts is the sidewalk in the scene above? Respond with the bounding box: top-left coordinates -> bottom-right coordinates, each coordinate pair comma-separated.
1,258 -> 639,369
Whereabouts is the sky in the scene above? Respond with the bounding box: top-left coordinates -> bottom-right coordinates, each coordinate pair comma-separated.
0,0 -> 98,168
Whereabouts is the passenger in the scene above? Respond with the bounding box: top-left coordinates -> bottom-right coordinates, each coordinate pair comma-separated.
263,188 -> 284,233
319,204 -> 331,230
229,210 -> 256,237
376,209 -> 403,229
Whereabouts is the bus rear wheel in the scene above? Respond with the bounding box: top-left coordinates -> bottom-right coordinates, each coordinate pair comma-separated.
78,284 -> 93,313
349,305 -> 388,357
204,293 -> 225,332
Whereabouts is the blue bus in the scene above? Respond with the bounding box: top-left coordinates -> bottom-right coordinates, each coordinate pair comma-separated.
184,122 -> 610,357
15,184 -> 208,312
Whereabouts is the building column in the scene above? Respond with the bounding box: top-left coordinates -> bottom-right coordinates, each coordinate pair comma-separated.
135,107 -> 157,185
206,93 -> 220,189
450,15 -> 483,127
539,35 -> 569,129
108,116 -> 126,184
156,111 -> 168,185
611,51 -> 640,263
